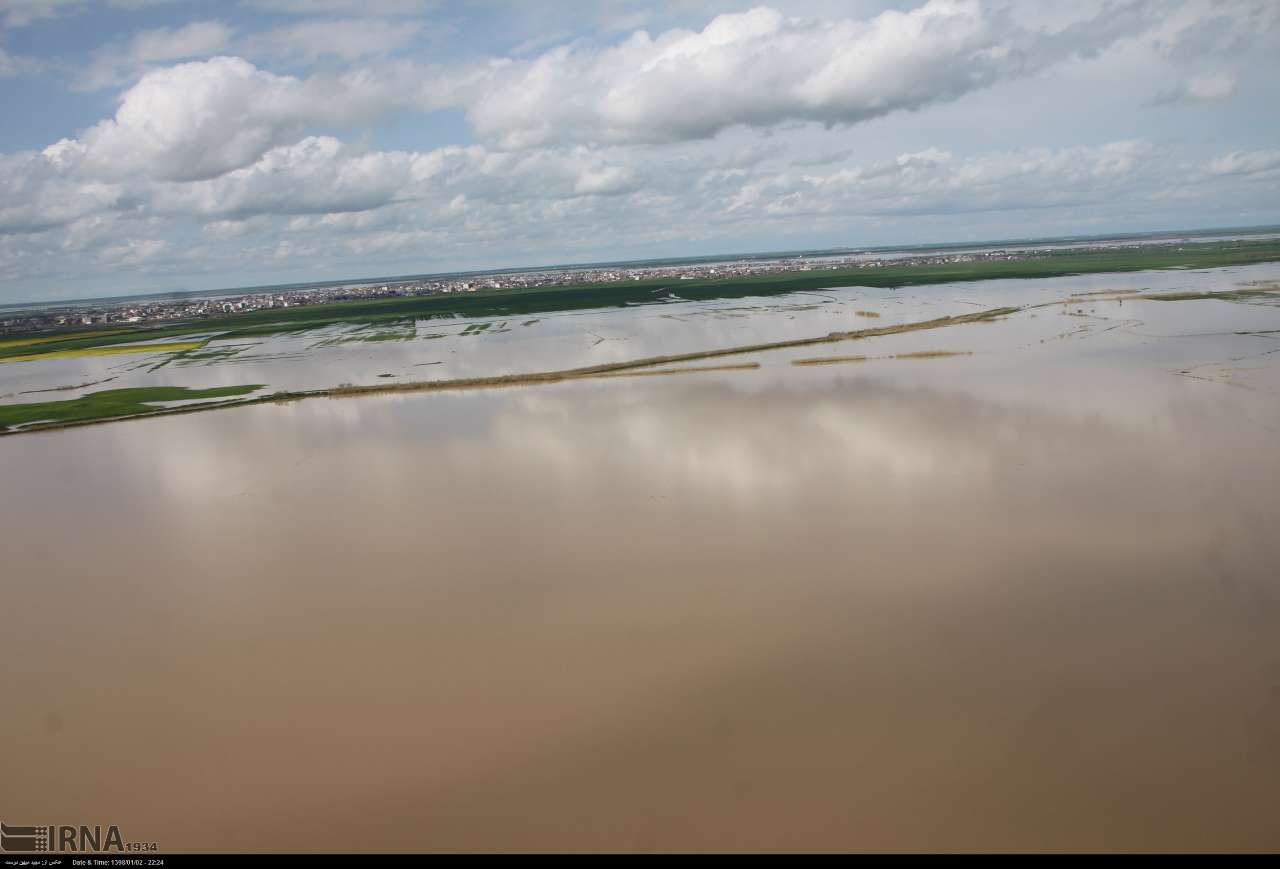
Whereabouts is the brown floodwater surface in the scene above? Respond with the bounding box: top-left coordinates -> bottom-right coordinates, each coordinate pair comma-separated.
2,289 -> 1280,852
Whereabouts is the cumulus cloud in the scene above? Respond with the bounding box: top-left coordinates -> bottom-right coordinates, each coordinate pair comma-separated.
0,138 -> 1217,227
0,150 -> 123,233
6,122 -> 1276,287
4,131 -> 650,239
30,2 -> 1265,188
461,1 -> 1157,148
48,52 -> 493,182
150,136 -> 422,217
57,56 -> 421,181
66,57 -> 318,180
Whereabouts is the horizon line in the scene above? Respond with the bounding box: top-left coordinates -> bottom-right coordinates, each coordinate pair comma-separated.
7,221 -> 1279,312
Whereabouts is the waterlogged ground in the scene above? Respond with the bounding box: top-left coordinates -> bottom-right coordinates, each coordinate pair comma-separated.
3,262 -> 1279,416
2,264 -> 1280,851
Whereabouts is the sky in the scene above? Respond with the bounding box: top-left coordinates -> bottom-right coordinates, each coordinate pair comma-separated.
0,0 -> 1278,303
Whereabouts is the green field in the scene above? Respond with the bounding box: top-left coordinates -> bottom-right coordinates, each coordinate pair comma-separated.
3,239 -> 1278,360
0,329 -> 131,350
0,339 -> 208,363
0,385 -> 264,429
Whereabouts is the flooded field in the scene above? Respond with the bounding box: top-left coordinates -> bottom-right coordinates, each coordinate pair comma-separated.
4,262 -> 1280,413
3,264 -> 1280,851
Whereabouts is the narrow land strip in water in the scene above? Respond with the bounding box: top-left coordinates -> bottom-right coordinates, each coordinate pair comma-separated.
0,306 -> 1017,436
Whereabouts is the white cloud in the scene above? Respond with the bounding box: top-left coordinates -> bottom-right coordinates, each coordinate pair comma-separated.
158,138 -> 648,219
722,140 -> 1179,220
1155,70 -> 1237,104
0,47 -> 23,76
8,121 -> 1279,289
896,148 -> 953,167
1,0 -> 83,28
97,236 -> 167,266
79,20 -> 235,90
573,164 -> 637,195
62,56 -> 417,181
127,19 -> 233,61
0,137 -> 1199,226
245,18 -> 423,63
240,0 -> 438,14
71,57 -> 312,180
202,218 -> 253,239
1207,149 -> 1280,177
150,136 -> 421,217
1,0 -> 184,27
1183,71 -> 1237,100
461,1 -> 1157,148
0,150 -> 123,234
107,0 -> 186,9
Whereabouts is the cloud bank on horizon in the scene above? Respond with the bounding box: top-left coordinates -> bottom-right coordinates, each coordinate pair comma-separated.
0,0 -> 1278,301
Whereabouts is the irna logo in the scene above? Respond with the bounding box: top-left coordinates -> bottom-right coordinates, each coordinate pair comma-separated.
1,822 -> 130,853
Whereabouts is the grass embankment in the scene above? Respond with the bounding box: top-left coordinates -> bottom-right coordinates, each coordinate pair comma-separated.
588,363 -> 761,379
1145,286 -> 1280,302
793,355 -> 870,365
793,350 -> 973,365
0,385 -> 263,429
3,239 -> 1278,360
321,307 -> 1019,399
0,340 -> 207,363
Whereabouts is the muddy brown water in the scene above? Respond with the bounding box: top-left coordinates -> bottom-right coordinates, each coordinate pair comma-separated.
3,284 -> 1280,852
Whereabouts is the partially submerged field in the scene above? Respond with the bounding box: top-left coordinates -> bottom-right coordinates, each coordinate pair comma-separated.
0,339 -> 207,363
0,385 -> 262,429
3,249 -> 1280,435
4,238 -> 1279,362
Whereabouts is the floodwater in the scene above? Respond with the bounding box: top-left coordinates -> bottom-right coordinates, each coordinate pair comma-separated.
2,267 -> 1280,852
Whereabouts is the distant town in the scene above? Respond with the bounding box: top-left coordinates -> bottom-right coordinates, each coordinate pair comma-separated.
0,245 -> 1054,336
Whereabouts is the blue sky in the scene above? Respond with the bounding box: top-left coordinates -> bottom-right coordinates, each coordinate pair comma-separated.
1,0 -> 1278,303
